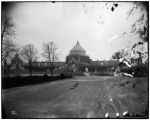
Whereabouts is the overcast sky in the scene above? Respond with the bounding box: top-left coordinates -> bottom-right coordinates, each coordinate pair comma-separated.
2,2 -> 147,61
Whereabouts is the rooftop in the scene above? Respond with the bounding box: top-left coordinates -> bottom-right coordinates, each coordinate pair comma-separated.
70,41 -> 86,56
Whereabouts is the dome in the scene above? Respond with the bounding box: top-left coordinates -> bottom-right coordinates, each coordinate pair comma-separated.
70,41 -> 86,56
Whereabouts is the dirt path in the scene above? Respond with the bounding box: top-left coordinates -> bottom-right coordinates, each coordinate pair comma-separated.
2,76 -> 148,118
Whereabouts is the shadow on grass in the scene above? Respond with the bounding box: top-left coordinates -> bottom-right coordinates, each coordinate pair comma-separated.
2,73 -> 73,89
90,72 -> 114,76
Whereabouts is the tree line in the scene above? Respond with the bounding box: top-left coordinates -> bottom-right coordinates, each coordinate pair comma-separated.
2,15 -> 58,79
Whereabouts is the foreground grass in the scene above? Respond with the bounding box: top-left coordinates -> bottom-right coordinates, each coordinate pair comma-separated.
2,76 -> 148,118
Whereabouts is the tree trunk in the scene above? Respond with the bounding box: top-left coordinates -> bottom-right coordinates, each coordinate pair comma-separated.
29,61 -> 32,77
51,62 -> 54,80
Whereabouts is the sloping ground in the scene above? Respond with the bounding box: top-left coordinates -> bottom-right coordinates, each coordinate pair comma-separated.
2,76 -> 148,118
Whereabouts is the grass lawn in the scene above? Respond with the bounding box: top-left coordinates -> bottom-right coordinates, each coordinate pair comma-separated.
2,76 -> 148,118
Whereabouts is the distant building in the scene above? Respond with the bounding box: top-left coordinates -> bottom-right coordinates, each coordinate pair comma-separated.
66,41 -> 91,73
8,41 -> 119,74
91,60 -> 118,67
9,53 -> 66,73
32,61 -> 66,72
70,41 -> 86,56
10,53 -> 24,73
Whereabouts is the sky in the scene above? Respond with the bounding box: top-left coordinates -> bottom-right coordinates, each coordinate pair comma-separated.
2,2 -> 147,62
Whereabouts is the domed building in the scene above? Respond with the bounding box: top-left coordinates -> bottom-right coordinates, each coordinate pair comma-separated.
66,41 -> 91,73
70,41 -> 86,56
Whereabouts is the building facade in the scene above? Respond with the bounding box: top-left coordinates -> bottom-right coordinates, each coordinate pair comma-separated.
8,41 -> 118,74
9,53 -> 66,74
66,41 -> 91,73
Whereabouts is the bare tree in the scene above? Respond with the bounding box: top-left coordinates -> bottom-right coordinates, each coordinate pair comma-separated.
42,41 -> 58,80
1,15 -> 17,62
20,44 -> 38,77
